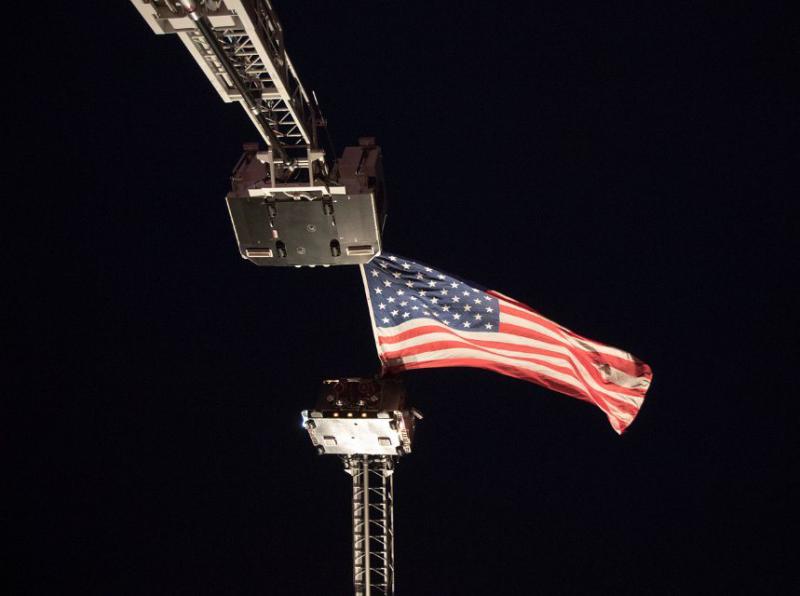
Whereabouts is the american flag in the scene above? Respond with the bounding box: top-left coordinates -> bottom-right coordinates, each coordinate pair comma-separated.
360,253 -> 652,434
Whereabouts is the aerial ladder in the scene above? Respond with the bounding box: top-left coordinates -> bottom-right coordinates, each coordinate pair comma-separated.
302,377 -> 422,596
130,0 -> 387,267
130,3 -> 417,595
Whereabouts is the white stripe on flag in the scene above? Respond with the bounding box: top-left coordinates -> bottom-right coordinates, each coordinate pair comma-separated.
388,347 -> 635,423
374,317 -> 644,407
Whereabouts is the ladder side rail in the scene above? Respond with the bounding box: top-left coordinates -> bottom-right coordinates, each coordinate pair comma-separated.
243,0 -> 316,146
129,1 -> 320,155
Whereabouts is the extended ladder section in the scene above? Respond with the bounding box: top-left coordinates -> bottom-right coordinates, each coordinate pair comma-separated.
130,0 -> 387,266
302,378 -> 422,596
346,455 -> 396,596
131,0 -> 322,171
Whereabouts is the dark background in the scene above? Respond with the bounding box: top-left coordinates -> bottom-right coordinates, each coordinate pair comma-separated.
11,1 -> 797,594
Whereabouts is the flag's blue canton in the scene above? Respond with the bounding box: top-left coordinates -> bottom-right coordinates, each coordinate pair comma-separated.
365,255 -> 500,331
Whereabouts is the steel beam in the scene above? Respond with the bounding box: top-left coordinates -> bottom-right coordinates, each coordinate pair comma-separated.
345,455 -> 396,596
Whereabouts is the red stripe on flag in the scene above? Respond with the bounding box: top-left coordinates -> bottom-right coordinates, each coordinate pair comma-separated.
499,323 -> 650,395
377,322 -> 648,399
385,357 -> 593,402
498,303 -> 648,378
383,356 -> 641,432
380,340 -> 578,378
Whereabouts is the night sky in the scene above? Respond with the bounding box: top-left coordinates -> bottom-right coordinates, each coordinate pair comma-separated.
13,2 -> 797,594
